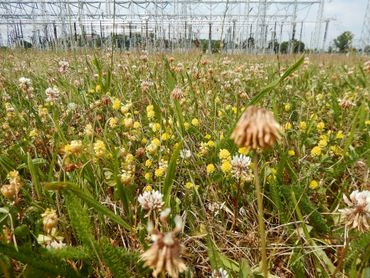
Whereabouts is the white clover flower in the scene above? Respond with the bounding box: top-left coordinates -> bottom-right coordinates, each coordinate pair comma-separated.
138,190 -> 164,211
339,190 -> 370,232
47,240 -> 66,249
180,149 -> 192,159
45,87 -> 60,103
211,268 -> 229,278
231,154 -> 253,181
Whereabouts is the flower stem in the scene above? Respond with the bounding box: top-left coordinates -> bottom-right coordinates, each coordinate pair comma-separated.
253,154 -> 268,277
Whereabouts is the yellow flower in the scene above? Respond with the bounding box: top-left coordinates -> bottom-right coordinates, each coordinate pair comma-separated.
152,138 -> 161,146
144,185 -> 152,192
184,122 -> 190,131
318,139 -> 328,148
288,149 -> 295,156
284,103 -> 291,112
95,84 -> 102,92
155,167 -> 165,177
161,133 -> 169,141
147,110 -> 155,119
112,98 -> 121,110
94,140 -> 106,158
29,129 -> 38,138
145,159 -> 153,167
366,120 -> 370,125
336,130 -> 344,139
311,146 -> 322,157
141,138 -> 148,144
317,121 -> 325,132
146,105 -> 154,112
221,161 -> 232,173
219,149 -> 231,161
284,122 -> 292,130
185,182 -> 194,189
204,134 -> 211,140
134,121 -> 142,129
330,145 -> 343,156
152,123 -> 161,132
238,147 -> 249,155
191,118 -> 199,127
207,140 -> 215,148
309,180 -> 319,190
206,164 -> 215,174
144,173 -> 151,180
109,117 -> 118,128
299,121 -> 307,130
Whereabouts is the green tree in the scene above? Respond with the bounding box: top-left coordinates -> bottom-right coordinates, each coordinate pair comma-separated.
333,31 -> 353,53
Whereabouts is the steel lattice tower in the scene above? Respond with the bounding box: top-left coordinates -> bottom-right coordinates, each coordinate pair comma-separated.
0,0 -> 325,52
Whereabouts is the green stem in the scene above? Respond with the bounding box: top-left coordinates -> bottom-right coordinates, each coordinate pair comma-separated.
253,154 -> 268,277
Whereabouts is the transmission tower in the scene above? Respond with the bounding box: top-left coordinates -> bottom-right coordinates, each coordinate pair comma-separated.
361,0 -> 370,51
0,0 -> 324,53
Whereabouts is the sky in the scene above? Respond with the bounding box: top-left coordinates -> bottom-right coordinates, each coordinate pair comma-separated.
324,0 -> 367,48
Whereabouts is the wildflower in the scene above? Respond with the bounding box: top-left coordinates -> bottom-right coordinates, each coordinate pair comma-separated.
318,139 -> 328,148
41,208 -> 58,234
141,216 -> 186,277
144,185 -> 153,192
338,98 -> 354,109
316,121 -> 325,132
284,122 -> 292,131
1,171 -> 23,200
231,154 -> 253,181
180,149 -> 192,159
120,171 -> 133,185
219,149 -> 231,161
123,117 -> 134,128
309,180 -> 319,190
112,98 -> 121,110
311,146 -> 322,157
171,86 -> 184,100
288,149 -> 295,156
144,173 -> 151,180
155,167 -> 165,177
68,140 -> 83,154
109,117 -> 118,128
161,133 -> 169,141
212,268 -> 229,278
231,106 -> 280,149
95,85 -> 102,93
330,145 -> 343,156
339,190 -> 370,232
58,60 -> 69,74
45,87 -> 60,103
191,118 -> 199,127
238,147 -> 249,155
29,129 -> 38,139
138,190 -> 164,211
221,160 -> 232,174
299,121 -> 307,130
284,103 -> 291,112
185,182 -> 194,189
207,140 -> 215,148
84,124 -> 94,136
94,140 -> 107,158
184,122 -> 190,131
145,159 -> 153,168
336,130 -> 344,139
207,164 -> 215,174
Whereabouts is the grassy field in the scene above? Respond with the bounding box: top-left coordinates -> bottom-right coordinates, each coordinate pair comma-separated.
0,49 -> 369,277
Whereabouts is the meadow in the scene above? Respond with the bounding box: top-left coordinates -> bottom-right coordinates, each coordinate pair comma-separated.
0,49 -> 369,277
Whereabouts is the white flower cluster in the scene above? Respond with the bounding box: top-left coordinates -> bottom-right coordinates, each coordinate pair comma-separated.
231,154 -> 253,181
339,190 -> 370,232
138,190 -> 164,211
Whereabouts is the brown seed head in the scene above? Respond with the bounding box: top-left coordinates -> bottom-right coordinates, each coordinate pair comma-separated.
231,106 -> 280,149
